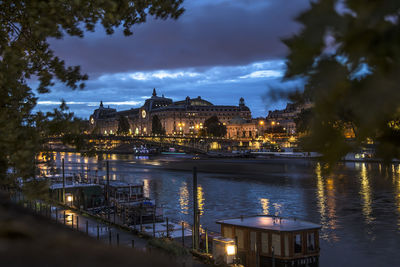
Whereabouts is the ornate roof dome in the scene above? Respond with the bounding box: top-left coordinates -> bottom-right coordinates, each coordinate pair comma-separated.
229,116 -> 247,124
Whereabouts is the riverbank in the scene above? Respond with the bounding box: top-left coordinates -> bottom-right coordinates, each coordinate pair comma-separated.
0,190 -> 208,267
0,192 -> 181,267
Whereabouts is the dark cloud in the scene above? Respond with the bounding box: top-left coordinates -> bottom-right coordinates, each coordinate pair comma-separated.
49,0 -> 309,76
38,0 -> 309,118
35,59 -> 301,119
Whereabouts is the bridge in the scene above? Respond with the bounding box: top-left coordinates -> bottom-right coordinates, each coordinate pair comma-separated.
44,134 -> 258,154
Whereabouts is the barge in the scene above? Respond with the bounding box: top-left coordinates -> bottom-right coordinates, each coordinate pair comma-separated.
216,215 -> 320,267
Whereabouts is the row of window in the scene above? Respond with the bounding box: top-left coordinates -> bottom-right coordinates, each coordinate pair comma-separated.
225,227 -> 316,256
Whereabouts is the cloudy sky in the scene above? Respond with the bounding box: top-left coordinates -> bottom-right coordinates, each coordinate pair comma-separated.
35,0 -> 310,119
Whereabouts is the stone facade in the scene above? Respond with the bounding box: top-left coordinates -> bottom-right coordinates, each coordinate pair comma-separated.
89,89 -> 251,136
226,117 -> 259,139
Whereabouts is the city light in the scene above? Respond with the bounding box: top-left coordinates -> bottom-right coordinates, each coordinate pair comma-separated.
259,120 -> 264,125
226,244 -> 236,256
66,195 -> 73,202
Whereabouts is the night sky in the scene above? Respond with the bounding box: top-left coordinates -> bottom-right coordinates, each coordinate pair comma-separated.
34,0 -> 310,119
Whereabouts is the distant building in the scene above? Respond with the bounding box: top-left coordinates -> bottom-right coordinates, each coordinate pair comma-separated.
266,102 -> 312,134
89,89 -> 251,136
226,117 -> 266,139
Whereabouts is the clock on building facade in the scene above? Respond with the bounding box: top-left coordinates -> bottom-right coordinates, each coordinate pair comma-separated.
141,110 -> 147,119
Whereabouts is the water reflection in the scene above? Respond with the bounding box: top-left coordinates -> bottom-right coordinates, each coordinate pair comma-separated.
396,165 -> 400,230
143,179 -> 150,198
259,198 -> 269,215
41,152 -> 400,266
198,185 -> 205,216
272,203 -> 283,216
359,163 -> 374,224
315,163 -> 338,241
316,163 -> 327,234
179,182 -> 189,215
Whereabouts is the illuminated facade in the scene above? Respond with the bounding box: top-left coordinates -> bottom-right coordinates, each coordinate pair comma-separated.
226,117 -> 266,139
89,89 -> 251,136
266,102 -> 312,134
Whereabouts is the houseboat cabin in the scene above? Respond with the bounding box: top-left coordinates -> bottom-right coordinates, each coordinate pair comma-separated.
104,180 -> 163,225
49,183 -> 104,209
217,215 -> 320,267
106,181 -> 145,204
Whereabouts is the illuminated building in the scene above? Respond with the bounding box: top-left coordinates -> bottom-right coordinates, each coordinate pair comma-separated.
89,88 -> 251,135
266,102 -> 312,134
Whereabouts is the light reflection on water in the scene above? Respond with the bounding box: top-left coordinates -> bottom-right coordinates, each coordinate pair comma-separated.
397,165 -> 400,230
315,163 -> 338,241
359,163 -> 374,224
179,182 -> 189,215
143,179 -> 150,198
43,152 -> 400,266
259,198 -> 269,215
197,185 -> 205,216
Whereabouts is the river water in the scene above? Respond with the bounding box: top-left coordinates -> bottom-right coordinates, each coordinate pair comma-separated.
41,152 -> 400,266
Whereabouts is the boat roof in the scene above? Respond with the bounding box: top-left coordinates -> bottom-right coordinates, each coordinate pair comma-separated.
50,183 -> 100,189
216,215 -> 320,232
107,180 -> 143,187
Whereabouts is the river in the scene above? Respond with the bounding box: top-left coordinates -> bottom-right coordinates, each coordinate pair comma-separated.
40,152 -> 400,266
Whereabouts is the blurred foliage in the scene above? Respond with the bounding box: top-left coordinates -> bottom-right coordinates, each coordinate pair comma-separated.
22,179 -> 51,201
283,0 -> 400,164
0,1 -> 184,189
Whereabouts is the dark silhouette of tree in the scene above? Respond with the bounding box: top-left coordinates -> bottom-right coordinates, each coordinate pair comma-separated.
117,116 -> 130,135
265,125 -> 286,134
294,108 -> 313,135
203,116 -> 227,137
0,1 -> 184,184
283,0 -> 400,163
152,115 -> 165,135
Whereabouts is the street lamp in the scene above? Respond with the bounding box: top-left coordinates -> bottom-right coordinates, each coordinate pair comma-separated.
66,194 -> 73,206
226,244 -> 236,255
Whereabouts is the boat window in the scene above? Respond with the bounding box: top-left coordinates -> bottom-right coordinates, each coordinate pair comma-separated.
223,226 -> 233,238
271,233 -> 281,256
250,231 -> 256,251
235,229 -> 244,249
307,232 -> 315,252
294,233 -> 302,254
261,232 -> 268,254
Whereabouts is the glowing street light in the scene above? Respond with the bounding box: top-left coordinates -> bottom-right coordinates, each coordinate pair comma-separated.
226,244 -> 236,256
66,194 -> 73,206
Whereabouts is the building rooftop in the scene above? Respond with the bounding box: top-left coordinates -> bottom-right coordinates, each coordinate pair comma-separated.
216,215 -> 321,232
